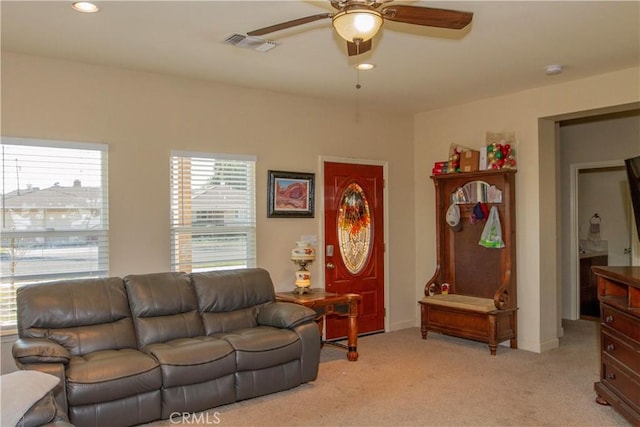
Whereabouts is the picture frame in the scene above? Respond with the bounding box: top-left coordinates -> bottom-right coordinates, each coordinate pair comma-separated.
267,170 -> 315,218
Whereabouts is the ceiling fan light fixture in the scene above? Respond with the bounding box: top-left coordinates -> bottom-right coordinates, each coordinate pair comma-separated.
332,9 -> 383,43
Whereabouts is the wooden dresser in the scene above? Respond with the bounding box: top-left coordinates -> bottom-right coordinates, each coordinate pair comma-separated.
592,266 -> 640,425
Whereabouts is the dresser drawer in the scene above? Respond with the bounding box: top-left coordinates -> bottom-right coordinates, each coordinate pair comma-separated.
601,355 -> 640,409
601,305 -> 640,342
602,329 -> 640,373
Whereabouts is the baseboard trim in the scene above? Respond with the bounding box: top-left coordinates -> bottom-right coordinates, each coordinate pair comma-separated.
389,320 -> 415,331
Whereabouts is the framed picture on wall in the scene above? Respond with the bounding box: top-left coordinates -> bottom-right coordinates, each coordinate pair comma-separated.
267,170 -> 315,218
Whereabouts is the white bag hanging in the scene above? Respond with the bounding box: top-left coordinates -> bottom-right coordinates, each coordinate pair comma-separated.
446,203 -> 462,232
479,206 -> 505,248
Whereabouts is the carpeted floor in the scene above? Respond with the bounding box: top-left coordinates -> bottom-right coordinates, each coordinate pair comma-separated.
149,320 -> 630,426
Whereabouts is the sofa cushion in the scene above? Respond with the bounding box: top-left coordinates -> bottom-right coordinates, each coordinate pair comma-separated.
144,336 -> 236,388
200,306 -> 260,335
192,268 -> 276,334
17,278 -> 138,355
66,349 -> 161,406
125,272 -> 205,348
219,326 -> 302,371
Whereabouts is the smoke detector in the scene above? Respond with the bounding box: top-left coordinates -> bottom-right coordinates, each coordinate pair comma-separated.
224,34 -> 278,52
545,64 -> 563,75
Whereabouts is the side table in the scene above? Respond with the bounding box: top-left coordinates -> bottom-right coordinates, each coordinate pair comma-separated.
276,288 -> 361,361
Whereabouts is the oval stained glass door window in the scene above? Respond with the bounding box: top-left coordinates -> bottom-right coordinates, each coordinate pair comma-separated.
337,182 -> 372,274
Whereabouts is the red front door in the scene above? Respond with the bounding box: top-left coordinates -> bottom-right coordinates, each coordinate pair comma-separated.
324,161 -> 385,339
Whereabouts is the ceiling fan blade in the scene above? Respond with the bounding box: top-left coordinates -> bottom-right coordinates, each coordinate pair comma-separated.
381,5 -> 473,29
347,39 -> 372,56
247,13 -> 332,36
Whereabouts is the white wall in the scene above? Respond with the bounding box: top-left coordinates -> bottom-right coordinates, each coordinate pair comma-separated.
1,52 -> 417,373
414,67 -> 640,353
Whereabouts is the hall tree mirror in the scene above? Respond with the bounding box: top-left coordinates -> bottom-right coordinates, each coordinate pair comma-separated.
452,180 -> 503,204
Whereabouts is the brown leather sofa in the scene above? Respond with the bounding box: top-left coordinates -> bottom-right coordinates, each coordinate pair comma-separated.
12,268 -> 321,427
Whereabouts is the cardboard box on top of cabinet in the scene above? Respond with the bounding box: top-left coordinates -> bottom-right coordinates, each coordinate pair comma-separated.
460,150 -> 480,172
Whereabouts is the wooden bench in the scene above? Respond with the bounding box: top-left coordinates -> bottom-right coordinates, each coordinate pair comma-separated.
420,290 -> 517,355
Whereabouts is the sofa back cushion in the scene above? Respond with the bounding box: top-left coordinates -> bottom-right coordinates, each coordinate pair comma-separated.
16,277 -> 137,356
124,272 -> 204,348
191,268 -> 276,335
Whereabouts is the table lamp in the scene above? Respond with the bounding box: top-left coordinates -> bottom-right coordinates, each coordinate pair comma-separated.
291,241 -> 316,294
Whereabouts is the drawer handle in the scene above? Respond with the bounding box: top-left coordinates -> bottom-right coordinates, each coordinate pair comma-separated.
605,315 -> 614,323
606,344 -> 615,352
607,373 -> 616,380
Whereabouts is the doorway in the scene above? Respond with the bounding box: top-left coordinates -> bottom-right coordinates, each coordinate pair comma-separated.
570,162 -> 630,319
323,160 -> 385,340
558,109 -> 640,323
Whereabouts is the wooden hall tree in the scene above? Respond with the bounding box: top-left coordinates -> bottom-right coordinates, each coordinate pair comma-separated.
420,170 -> 517,355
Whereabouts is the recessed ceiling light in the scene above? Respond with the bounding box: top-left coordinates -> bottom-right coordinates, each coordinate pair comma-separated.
72,2 -> 99,13
355,63 -> 375,71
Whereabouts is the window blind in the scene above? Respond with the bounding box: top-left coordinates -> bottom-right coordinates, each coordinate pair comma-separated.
1,138 -> 109,332
170,151 -> 256,272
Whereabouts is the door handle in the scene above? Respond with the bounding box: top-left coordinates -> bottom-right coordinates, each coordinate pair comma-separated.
326,262 -> 335,270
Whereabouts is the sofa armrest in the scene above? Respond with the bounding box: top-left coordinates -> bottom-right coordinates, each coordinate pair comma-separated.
257,302 -> 317,329
12,338 -> 70,365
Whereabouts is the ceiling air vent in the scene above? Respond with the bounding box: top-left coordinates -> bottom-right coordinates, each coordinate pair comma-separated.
224,34 -> 278,52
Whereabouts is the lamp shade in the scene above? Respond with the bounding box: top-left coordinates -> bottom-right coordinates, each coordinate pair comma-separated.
332,9 -> 383,43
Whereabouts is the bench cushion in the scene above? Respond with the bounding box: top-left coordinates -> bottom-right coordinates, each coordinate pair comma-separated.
421,294 -> 497,312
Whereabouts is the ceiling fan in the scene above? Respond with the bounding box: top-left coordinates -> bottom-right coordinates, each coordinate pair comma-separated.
247,0 -> 473,56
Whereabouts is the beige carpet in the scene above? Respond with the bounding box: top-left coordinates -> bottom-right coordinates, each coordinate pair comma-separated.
149,320 -> 630,426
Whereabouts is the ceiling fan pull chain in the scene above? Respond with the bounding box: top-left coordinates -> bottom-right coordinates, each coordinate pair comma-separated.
352,39 -> 361,122
355,38 -> 362,90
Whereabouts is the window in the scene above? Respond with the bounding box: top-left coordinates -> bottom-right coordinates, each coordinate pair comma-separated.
1,138 -> 109,332
170,151 -> 256,272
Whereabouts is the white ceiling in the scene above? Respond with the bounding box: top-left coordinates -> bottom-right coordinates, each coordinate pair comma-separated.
2,1 -> 639,114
